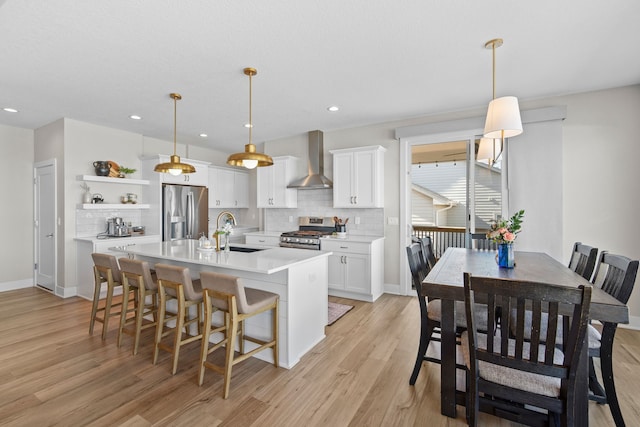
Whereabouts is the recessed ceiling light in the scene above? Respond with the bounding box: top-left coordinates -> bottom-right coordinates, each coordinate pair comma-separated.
199,133 -> 208,138
129,115 -> 142,120
244,123 -> 253,128
327,105 -> 339,112
3,107 -> 18,113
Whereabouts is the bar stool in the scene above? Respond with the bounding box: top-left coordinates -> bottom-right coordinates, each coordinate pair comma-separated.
198,271 -> 279,399
153,263 -> 204,375
90,253 -> 127,340
117,258 -> 159,355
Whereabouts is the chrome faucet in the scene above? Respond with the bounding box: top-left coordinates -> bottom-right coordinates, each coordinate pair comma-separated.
214,211 -> 237,251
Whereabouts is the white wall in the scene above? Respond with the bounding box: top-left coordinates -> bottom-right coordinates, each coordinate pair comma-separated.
0,124 -> 34,289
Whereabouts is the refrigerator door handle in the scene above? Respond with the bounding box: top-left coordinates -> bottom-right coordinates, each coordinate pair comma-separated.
186,191 -> 194,238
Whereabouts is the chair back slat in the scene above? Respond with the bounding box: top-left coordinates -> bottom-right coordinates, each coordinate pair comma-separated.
568,242 -> 598,280
464,273 -> 592,382
469,232 -> 498,251
592,251 -> 639,305
406,243 -> 429,292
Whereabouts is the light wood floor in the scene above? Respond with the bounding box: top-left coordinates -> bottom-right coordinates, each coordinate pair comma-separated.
1,287 -> 638,426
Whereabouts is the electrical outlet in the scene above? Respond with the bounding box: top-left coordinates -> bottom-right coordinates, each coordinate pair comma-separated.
288,216 -> 293,222
388,217 -> 399,225
355,217 -> 360,225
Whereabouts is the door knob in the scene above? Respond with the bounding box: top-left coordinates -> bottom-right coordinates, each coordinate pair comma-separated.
46,233 -> 54,238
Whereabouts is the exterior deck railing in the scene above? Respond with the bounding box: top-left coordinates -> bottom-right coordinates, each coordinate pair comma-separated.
412,226 -> 495,259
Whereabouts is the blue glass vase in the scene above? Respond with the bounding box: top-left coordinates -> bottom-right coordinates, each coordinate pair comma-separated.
498,243 -> 515,268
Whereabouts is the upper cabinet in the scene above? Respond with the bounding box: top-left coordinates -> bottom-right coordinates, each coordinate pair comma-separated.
330,145 -> 386,208
208,166 -> 249,208
150,155 -> 210,186
257,156 -> 298,208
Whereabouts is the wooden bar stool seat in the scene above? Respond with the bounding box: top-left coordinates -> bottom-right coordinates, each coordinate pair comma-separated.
153,264 -> 204,375
90,253 -> 128,340
198,271 -> 279,399
117,258 -> 159,355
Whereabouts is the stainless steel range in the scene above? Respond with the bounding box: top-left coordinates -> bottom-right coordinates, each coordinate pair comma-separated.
279,217 -> 336,250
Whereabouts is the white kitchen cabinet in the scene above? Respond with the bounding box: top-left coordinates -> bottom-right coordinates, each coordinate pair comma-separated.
256,156 -> 298,208
151,155 -> 210,186
75,235 -> 160,300
208,166 -> 249,208
330,145 -> 386,208
321,237 -> 384,302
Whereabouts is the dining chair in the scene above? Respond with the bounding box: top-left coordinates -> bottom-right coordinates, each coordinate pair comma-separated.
462,273 -> 592,427
587,251 -> 638,427
198,271 -> 279,398
469,232 -> 497,251
414,236 -> 437,270
117,258 -> 159,355
406,242 -> 470,385
153,264 -> 204,375
568,242 -> 598,280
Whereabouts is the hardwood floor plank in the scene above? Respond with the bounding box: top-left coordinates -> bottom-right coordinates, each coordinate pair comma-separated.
1,288 -> 638,426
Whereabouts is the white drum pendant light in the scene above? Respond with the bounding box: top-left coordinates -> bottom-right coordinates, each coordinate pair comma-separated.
483,39 -> 523,140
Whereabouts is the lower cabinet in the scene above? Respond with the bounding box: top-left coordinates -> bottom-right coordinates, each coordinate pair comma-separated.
321,237 -> 384,302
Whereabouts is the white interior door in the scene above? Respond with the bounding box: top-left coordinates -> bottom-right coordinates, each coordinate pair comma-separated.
35,161 -> 56,291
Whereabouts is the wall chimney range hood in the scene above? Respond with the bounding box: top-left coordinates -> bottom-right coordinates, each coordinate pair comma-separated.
287,130 -> 333,189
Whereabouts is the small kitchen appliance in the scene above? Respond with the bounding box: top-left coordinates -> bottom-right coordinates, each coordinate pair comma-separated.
279,217 -> 336,250
106,217 -> 130,237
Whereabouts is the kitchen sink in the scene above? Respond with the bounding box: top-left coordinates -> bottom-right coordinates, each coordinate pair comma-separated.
228,246 -> 265,253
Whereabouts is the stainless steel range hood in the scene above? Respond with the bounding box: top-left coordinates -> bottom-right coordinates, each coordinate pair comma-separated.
287,130 -> 333,189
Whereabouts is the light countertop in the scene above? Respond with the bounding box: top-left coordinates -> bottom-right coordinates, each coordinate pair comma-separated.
111,239 -> 332,275
74,234 -> 161,244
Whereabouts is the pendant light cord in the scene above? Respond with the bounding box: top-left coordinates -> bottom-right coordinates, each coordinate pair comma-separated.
173,95 -> 178,154
248,71 -> 253,145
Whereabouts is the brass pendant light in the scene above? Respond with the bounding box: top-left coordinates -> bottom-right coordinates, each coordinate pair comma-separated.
154,93 -> 196,175
227,68 -> 273,169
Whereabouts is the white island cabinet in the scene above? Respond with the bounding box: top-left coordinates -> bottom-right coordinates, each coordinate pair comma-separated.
330,145 -> 386,208
114,240 -> 330,369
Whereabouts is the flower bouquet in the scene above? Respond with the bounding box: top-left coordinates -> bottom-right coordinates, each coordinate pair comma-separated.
486,209 -> 524,268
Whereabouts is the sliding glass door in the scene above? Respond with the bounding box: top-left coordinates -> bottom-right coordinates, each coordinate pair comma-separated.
410,137 -> 503,257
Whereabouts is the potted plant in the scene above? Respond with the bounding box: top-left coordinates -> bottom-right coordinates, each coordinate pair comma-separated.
118,166 -> 137,178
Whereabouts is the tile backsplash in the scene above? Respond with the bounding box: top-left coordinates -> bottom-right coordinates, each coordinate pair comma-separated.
76,209 -> 143,237
264,189 -> 384,235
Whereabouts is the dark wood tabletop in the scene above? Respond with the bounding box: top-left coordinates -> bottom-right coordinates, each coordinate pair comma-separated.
423,248 -> 628,323
421,247 -> 629,422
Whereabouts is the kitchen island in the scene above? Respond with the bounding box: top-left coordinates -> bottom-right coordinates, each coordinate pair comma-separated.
114,239 -> 331,369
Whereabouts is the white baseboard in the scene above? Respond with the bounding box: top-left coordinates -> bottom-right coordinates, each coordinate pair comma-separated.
57,285 -> 78,298
0,278 -> 33,293
383,282 -> 402,295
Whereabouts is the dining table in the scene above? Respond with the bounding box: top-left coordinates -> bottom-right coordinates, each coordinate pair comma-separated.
422,247 -> 628,425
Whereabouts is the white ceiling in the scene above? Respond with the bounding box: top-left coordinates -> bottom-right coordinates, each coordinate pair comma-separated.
1,1 -> 639,154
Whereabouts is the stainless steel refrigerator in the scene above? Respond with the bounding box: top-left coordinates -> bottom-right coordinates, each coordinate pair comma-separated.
162,184 -> 209,241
